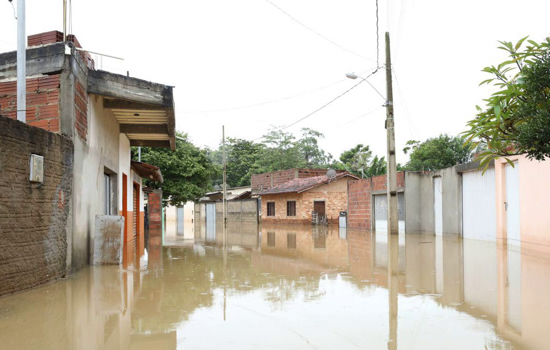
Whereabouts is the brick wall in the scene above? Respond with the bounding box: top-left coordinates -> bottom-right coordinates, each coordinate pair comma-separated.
148,190 -> 162,238
347,172 -> 406,230
0,115 -> 73,296
0,75 -> 61,132
75,81 -> 88,141
348,179 -> 372,230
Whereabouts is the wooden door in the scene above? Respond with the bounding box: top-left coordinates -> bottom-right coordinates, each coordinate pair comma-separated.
313,201 -> 325,217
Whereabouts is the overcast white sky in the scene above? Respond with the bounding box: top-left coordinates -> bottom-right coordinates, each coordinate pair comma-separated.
1,0 -> 549,163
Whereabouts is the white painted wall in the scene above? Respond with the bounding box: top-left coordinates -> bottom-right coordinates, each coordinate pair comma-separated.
434,177 -> 443,236
462,168 -> 496,241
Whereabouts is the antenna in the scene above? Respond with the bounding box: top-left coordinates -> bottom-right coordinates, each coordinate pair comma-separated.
326,169 -> 337,182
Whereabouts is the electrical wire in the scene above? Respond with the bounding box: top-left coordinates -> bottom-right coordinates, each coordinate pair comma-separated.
375,0 -> 380,71
182,68 -> 376,114
264,0 -> 376,63
251,77 -> 370,141
334,106 -> 384,129
392,67 -> 420,139
9,0 -> 16,19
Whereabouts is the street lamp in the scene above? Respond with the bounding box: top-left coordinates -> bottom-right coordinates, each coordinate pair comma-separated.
345,32 -> 398,236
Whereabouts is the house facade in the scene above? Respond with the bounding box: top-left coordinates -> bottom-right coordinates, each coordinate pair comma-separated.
0,30 -> 175,290
259,173 -> 359,225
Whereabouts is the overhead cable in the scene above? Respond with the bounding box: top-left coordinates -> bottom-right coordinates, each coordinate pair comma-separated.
264,0 -> 376,63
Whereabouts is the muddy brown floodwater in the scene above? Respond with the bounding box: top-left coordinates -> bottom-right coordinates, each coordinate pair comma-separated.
1,223 -> 549,349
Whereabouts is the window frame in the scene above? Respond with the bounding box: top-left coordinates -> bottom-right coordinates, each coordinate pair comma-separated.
267,202 -> 276,217
286,201 -> 297,217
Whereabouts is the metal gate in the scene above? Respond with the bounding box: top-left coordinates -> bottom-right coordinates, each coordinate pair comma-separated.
206,203 -> 216,242
506,163 -> 521,246
434,177 -> 443,236
462,168 -> 496,241
133,184 -> 138,252
177,207 -> 184,236
374,193 -> 405,232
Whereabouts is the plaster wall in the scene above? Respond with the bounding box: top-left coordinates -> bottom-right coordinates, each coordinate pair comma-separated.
495,155 -> 550,254
404,173 -> 422,233
440,166 -> 462,235
72,94 -> 121,270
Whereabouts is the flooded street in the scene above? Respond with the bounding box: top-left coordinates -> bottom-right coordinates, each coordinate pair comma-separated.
1,224 -> 549,350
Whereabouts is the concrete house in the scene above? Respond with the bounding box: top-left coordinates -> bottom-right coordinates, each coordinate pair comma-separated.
259,173 -> 359,225
0,31 -> 175,294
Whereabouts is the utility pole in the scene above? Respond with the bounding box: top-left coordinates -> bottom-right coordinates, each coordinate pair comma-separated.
385,32 -> 398,236
222,126 -> 228,228
17,0 -> 26,122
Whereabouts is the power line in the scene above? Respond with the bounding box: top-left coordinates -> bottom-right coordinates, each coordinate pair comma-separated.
182,68 -> 376,114
264,0 -> 376,63
251,77 -> 371,141
335,106 -> 384,129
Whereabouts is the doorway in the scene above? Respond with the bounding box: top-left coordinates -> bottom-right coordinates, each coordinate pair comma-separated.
313,201 -> 326,218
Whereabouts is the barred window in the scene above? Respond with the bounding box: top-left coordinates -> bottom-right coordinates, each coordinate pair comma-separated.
267,202 -> 275,216
287,201 -> 296,216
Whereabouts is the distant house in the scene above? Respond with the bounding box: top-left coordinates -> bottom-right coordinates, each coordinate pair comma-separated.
259,173 -> 359,225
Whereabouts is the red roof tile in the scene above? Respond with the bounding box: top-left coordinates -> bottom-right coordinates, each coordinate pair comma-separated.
259,172 -> 358,195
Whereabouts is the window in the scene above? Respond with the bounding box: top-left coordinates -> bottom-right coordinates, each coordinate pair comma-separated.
104,173 -> 112,215
267,202 -> 275,217
104,168 -> 117,215
286,201 -> 296,216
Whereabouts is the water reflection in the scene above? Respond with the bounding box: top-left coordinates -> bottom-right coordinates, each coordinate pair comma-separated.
0,223 -> 549,349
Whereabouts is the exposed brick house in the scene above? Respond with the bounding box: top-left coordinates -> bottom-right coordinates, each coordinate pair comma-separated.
259,173 -> 359,225
0,30 -> 175,287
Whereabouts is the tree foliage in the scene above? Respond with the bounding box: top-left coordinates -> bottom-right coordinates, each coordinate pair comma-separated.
253,129 -> 305,173
296,128 -> 333,168
338,144 -> 373,178
211,138 -> 263,187
463,37 -> 550,168
137,132 -> 218,206
403,134 -> 472,171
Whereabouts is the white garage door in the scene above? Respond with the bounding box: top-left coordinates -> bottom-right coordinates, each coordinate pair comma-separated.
462,168 -> 497,241
374,193 -> 405,233
434,177 -> 443,236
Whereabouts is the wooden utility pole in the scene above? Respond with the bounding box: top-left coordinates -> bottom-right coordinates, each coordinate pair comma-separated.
222,126 -> 228,228
385,32 -> 398,236
385,29 -> 399,350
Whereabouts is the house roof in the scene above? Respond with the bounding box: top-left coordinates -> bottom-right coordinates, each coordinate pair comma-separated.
89,70 -> 176,150
260,173 -> 359,195
131,161 -> 163,183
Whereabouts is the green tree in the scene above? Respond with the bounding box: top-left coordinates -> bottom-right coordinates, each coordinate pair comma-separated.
253,129 -> 306,173
137,132 -> 218,206
403,134 -> 472,171
338,144 -> 373,178
296,128 -> 332,168
463,37 -> 550,168
365,155 -> 387,177
224,138 -> 263,187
